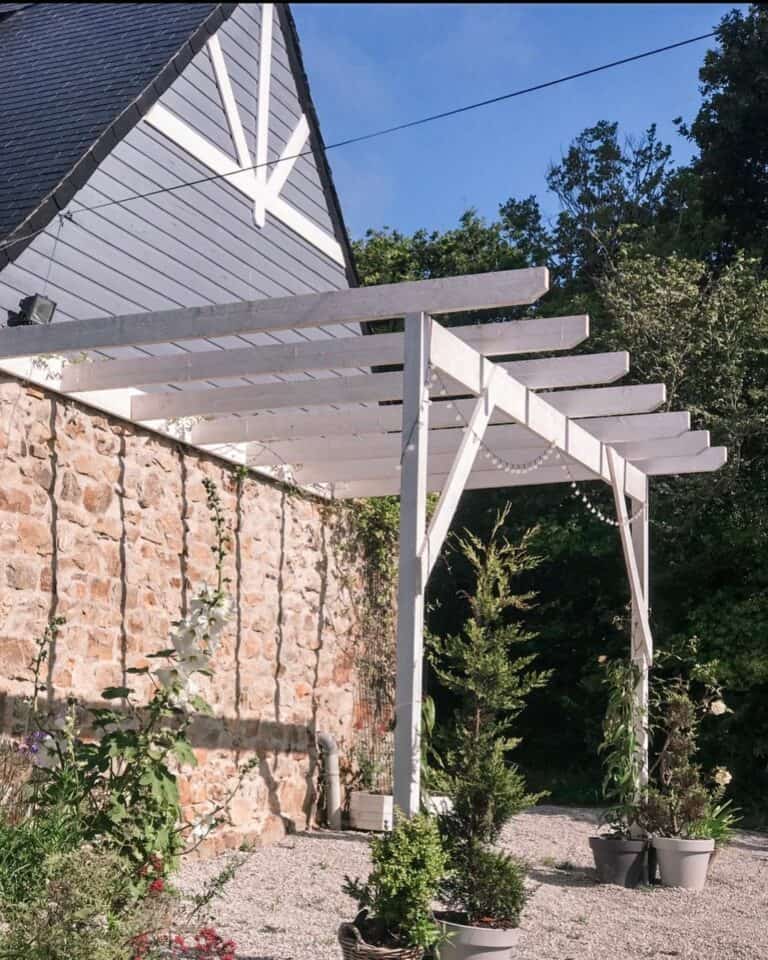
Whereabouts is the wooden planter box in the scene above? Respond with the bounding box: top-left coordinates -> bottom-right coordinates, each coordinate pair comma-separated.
348,791 -> 393,832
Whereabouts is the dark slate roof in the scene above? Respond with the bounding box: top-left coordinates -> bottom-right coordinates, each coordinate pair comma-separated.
0,2 -> 236,259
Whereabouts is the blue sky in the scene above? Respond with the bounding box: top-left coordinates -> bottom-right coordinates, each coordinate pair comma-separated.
293,3 -> 743,240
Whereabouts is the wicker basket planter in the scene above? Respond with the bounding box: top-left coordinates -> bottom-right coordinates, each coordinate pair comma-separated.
338,922 -> 423,960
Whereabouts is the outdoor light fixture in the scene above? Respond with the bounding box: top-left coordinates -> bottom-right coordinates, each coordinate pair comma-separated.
7,294 -> 57,327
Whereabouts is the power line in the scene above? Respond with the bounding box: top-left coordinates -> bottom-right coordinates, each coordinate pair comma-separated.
0,28 -> 716,253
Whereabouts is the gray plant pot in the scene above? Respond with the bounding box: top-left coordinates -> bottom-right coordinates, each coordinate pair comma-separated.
588,835 -> 648,888
437,914 -> 521,960
652,837 -> 714,890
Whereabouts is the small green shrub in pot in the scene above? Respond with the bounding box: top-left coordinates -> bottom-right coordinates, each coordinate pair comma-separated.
341,812 -> 448,958
428,510 -> 550,957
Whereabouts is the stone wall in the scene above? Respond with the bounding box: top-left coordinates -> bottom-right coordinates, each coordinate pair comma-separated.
0,377 -> 368,850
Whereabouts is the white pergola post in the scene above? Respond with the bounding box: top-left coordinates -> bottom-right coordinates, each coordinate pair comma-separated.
607,450 -> 653,788
630,479 -> 651,786
393,313 -> 431,817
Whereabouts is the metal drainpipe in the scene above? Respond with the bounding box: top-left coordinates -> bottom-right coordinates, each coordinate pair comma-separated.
316,731 -> 342,830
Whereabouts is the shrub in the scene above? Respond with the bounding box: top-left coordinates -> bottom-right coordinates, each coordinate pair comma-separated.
441,847 -> 526,929
0,809 -> 82,903
0,847 -> 169,960
343,812 -> 447,950
428,509 -> 549,927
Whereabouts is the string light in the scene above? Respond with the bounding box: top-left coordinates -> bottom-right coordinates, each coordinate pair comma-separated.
424,364 -> 646,529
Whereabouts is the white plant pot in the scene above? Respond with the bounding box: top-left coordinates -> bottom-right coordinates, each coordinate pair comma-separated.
652,837 -> 714,890
348,791 -> 393,832
424,794 -> 454,816
438,915 -> 522,960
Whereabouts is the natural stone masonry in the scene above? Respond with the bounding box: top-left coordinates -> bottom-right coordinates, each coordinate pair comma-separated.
0,378 -> 367,851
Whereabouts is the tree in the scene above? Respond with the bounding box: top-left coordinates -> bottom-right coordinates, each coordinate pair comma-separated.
681,5 -> 768,260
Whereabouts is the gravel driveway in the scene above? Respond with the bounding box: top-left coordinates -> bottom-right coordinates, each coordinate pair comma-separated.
178,805 -> 768,960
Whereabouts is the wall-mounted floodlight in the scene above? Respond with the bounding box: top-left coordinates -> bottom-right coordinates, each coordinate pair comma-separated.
7,294 -> 57,327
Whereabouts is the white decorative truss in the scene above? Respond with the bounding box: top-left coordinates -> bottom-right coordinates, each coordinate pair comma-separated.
145,3 -> 345,265
0,266 -> 726,815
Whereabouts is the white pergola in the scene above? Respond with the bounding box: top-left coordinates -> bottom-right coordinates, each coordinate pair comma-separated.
0,267 -> 726,815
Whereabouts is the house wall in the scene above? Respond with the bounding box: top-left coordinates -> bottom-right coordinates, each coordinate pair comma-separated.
0,377 -> 367,850
0,3 -> 353,346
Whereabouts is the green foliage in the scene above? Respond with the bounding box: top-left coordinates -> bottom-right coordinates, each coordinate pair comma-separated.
680,5 -> 768,259
0,811 -> 82,903
597,659 -> 643,837
546,121 -> 673,286
0,847 -> 166,960
343,813 -> 447,950
441,848 -> 526,930
429,509 -> 548,925
638,648 -> 737,840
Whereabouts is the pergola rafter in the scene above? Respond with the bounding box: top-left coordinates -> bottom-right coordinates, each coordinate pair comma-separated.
0,266 -> 726,814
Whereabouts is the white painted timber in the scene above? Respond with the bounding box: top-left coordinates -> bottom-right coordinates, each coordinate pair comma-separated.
288,433 -> 711,483
0,268 -> 550,359
542,383 -> 666,418
640,447 -> 727,476
199,406 -> 687,449
577,412 -> 690,442
207,34 -> 251,169
499,351 -> 628,388
630,474 -> 651,786
430,321 -> 640,496
394,314 -> 430,818
254,1 -> 274,226
421,374 -> 497,579
331,462 -> 603,499
59,320 -> 597,393
245,421 -> 701,468
611,431 -> 710,460
608,448 -> 653,663
297,447 -> 572,483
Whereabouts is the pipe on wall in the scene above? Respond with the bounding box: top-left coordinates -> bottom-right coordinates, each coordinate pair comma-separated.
317,730 -> 342,830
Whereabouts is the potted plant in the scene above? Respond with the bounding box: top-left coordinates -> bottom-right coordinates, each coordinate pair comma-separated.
638,654 -> 737,890
349,746 -> 393,832
340,812 -> 447,959
428,513 -> 550,958
588,658 -> 649,887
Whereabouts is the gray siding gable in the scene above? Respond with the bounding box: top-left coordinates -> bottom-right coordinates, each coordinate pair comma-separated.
0,3 -> 356,368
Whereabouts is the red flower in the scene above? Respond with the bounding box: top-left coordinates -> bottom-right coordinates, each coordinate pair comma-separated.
149,878 -> 165,894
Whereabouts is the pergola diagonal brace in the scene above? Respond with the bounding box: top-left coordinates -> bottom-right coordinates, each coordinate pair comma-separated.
421,367 -> 498,580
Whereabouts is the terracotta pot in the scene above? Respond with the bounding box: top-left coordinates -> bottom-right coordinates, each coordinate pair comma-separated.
652,837 -> 714,890
437,914 -> 521,960
588,835 -> 648,888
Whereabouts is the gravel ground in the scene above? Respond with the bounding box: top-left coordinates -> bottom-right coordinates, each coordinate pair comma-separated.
178,805 -> 768,960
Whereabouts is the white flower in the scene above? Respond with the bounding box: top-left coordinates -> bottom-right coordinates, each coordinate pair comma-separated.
171,625 -> 199,657
178,652 -> 210,676
191,814 -> 215,840
710,699 -> 728,716
714,766 -> 733,787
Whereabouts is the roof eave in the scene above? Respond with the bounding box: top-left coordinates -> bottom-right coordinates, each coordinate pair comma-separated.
0,2 -> 238,269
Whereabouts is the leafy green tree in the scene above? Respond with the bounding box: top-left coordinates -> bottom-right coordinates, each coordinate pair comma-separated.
680,5 -> 768,260
546,121 -> 673,287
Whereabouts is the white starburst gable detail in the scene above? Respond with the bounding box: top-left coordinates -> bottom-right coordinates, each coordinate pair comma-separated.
143,3 -> 345,266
